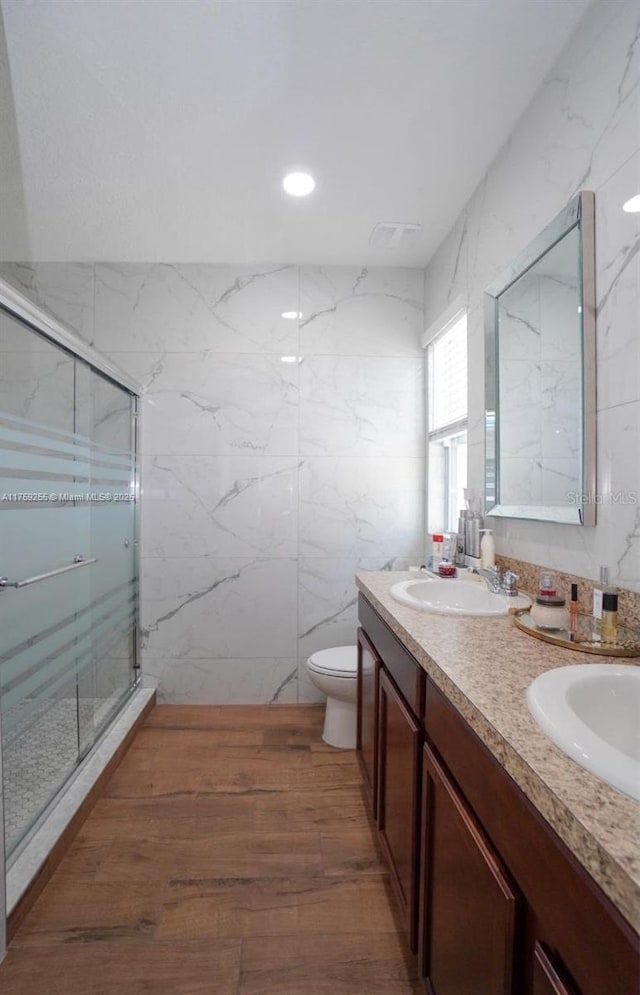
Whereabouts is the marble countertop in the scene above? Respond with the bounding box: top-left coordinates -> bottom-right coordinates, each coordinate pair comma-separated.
356,570 -> 640,932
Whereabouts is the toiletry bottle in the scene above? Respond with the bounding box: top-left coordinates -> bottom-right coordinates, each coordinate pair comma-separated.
455,510 -> 468,566
464,515 -> 482,564
479,529 -> 495,569
601,592 -> 618,645
593,566 -> 613,621
429,534 -> 444,571
538,570 -> 557,597
570,582 -> 579,636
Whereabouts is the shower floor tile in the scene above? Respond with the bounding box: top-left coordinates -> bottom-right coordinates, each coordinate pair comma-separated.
3,699 -> 79,854
3,691 -> 129,856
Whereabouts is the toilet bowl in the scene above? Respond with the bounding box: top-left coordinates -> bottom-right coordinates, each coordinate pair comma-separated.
306,645 -> 358,749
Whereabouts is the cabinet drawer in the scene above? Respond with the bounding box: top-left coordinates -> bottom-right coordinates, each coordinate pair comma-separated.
358,594 -> 425,716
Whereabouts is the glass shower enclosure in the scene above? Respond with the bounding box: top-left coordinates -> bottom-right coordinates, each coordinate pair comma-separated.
0,288 -> 140,862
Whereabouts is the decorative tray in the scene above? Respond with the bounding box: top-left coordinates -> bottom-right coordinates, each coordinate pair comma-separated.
513,609 -> 640,658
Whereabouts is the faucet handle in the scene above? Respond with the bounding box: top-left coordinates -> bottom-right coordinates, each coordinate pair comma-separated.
502,570 -> 519,595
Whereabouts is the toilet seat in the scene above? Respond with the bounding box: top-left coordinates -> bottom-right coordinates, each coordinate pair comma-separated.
307,646 -> 357,678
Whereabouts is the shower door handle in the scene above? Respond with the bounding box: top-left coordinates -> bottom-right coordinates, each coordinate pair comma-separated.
0,555 -> 99,591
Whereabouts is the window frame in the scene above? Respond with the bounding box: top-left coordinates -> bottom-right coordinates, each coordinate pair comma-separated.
423,304 -> 468,536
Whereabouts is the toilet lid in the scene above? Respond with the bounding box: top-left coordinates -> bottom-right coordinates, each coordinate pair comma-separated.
308,645 -> 357,677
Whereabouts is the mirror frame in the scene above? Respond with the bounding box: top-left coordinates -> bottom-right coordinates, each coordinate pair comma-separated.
484,190 -> 596,526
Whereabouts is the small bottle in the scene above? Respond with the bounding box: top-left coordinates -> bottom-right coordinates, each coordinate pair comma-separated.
479,529 -> 495,569
601,592 -> 618,645
464,516 -> 482,563
570,583 -> 579,637
455,511 -> 468,566
593,566 -> 613,621
538,570 -> 557,597
428,534 -> 444,571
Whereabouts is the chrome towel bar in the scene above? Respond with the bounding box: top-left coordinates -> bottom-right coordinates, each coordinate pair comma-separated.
0,555 -> 98,590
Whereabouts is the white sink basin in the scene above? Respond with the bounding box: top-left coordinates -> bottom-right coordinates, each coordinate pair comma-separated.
527,664 -> 640,801
390,575 -> 531,616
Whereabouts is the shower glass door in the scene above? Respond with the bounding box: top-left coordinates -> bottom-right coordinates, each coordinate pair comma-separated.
0,305 -> 138,859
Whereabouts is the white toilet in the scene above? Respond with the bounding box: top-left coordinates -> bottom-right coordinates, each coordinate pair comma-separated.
306,645 -> 358,749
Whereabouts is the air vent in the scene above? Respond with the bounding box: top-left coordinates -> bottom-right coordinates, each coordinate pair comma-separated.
369,221 -> 422,250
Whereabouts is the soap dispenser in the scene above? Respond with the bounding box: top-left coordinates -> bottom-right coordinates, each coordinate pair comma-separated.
479,529 -> 495,569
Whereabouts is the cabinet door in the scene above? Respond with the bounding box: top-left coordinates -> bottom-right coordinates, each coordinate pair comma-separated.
356,628 -> 381,817
377,668 -> 422,951
532,943 -> 579,995
421,743 -> 519,995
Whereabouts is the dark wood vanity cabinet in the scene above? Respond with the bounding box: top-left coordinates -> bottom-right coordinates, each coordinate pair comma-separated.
357,595 -> 425,952
377,668 -> 422,950
420,742 -> 519,994
357,593 -> 640,995
532,943 -> 578,995
356,627 -> 381,816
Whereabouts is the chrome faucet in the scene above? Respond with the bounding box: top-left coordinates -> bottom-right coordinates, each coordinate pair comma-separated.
478,566 -> 503,593
477,566 -> 520,596
501,570 -> 520,597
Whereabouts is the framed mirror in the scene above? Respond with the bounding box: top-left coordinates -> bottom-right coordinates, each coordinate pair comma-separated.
484,191 -> 596,525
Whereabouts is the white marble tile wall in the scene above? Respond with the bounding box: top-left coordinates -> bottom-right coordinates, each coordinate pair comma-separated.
0,263 -> 425,702
423,0 -> 640,592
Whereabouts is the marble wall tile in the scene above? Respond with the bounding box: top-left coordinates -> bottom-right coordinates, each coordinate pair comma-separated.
540,458 -> 581,505
491,400 -> 640,591
88,371 -> 134,452
465,304 -> 485,449
299,355 -> 424,457
539,275 -> 581,363
592,400 -> 640,591
424,0 -> 639,590
142,454 -> 298,557
296,555 -> 418,703
422,213 -> 469,330
299,266 -> 423,357
0,337 -> 75,433
595,151 -> 640,413
107,351 -> 299,456
497,272 -> 540,363
540,362 -> 580,460
500,459 -> 542,506
4,262 -> 425,705
299,457 -> 425,559
141,555 -> 298,659
144,657 -> 298,705
94,263 -> 299,354
298,556 -> 396,663
0,261 -> 95,345
499,360 -> 542,458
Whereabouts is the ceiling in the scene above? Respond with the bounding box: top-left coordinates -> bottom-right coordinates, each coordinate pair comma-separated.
0,0 -> 591,266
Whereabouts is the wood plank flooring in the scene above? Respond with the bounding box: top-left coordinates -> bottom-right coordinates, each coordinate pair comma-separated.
0,705 -> 421,994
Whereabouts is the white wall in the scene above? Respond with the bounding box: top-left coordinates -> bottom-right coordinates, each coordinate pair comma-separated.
423,0 -> 640,592
0,7 -> 28,261
0,262 -> 425,703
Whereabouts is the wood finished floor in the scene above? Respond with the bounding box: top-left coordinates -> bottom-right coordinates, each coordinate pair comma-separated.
0,705 -> 421,994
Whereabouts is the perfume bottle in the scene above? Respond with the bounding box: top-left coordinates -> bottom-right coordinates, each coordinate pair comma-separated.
570,583 -> 579,637
601,592 -> 618,645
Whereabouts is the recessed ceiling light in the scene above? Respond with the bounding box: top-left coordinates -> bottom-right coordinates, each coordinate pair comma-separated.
281,311 -> 302,320
280,355 -> 300,363
282,172 -> 315,197
622,194 -> 640,213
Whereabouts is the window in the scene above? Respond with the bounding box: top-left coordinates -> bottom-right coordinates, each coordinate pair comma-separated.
426,310 -> 468,534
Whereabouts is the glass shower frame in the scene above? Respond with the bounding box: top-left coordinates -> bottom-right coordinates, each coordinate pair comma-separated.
0,276 -> 142,865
